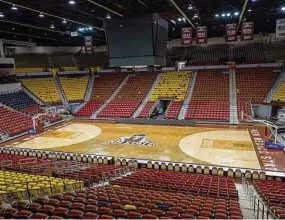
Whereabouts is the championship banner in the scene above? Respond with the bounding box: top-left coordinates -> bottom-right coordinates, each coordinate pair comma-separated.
241,22 -> 254,41
196,26 -> 207,44
225,23 -> 237,42
276,19 -> 285,38
181,27 -> 192,45
84,36 -> 93,51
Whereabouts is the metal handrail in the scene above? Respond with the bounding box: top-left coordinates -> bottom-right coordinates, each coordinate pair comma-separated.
242,175 -> 278,219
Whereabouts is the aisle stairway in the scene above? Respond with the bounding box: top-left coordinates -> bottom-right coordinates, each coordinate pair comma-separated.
229,70 -> 238,124
84,75 -> 95,101
185,70 -> 230,121
178,71 -> 197,120
97,72 -> 156,118
75,73 -> 127,117
91,74 -> 130,119
235,184 -> 255,219
54,76 -> 68,105
133,73 -> 162,118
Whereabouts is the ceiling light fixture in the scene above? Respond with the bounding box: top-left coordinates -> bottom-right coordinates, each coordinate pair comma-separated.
248,8 -> 252,12
221,13 -> 226,17
62,19 -> 67,24
170,19 -> 176,24
106,14 -> 111,19
188,6 -> 193,10
234,12 -> 239,15
282,7 -> 285,11
226,13 -> 231,17
51,24 -> 55,29
215,14 -> 219,17
69,0 -> 75,5
177,18 -> 182,21
0,13 -> 4,18
11,5 -> 18,10
39,13 -> 44,18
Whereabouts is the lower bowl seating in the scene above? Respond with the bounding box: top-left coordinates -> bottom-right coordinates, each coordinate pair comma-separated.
0,106 -> 33,136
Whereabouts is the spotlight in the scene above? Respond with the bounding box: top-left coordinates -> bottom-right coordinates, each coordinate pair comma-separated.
69,0 -> 75,4
39,13 -> 44,18
0,13 -> 4,18
106,14 -> 111,19
282,7 -> 285,11
177,18 -> 182,21
248,8 -> 252,12
51,24 -> 55,29
188,6 -> 193,10
234,12 -> 239,16
221,13 -> 226,17
226,13 -> 231,17
62,19 -> 67,24
215,14 -> 219,17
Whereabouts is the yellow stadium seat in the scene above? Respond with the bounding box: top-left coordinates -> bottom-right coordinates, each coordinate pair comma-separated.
15,68 -> 44,73
0,171 -> 78,203
64,66 -> 79,71
20,78 -> 61,104
59,76 -> 89,102
149,71 -> 191,102
273,80 -> 285,102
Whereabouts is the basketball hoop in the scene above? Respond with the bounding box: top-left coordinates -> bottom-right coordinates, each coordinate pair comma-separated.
241,111 -> 279,143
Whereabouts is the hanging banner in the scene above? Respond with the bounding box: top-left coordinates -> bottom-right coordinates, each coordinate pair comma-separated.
84,36 -> 93,51
225,23 -> 237,42
181,27 -> 192,45
241,22 -> 254,41
196,26 -> 207,44
276,19 -> 285,38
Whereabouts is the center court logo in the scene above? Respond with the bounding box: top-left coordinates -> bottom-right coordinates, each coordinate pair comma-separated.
110,134 -> 156,146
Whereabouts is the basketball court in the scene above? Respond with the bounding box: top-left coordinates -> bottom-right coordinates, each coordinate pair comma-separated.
1,121 -> 267,170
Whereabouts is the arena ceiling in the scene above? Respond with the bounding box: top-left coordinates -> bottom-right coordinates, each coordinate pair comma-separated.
0,0 -> 284,46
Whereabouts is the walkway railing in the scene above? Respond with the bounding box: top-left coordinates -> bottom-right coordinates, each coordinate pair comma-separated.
242,175 -> 277,219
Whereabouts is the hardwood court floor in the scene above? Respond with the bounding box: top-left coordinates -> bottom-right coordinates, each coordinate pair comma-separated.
8,122 -> 261,169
